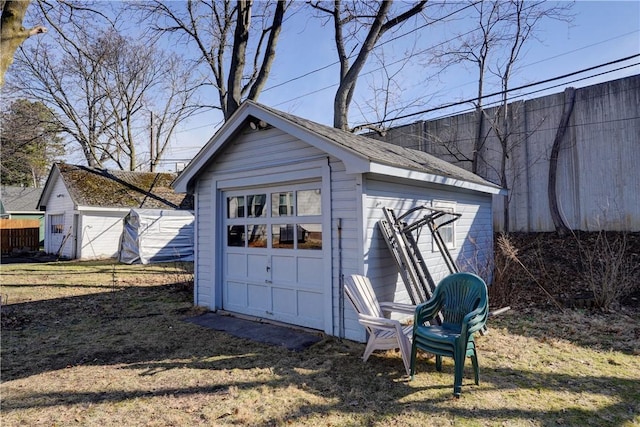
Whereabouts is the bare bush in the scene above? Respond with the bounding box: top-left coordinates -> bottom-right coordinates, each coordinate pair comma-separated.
494,233 -> 564,311
576,231 -> 638,309
489,234 -> 518,307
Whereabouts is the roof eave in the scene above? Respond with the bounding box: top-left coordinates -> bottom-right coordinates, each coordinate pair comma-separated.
369,163 -> 506,195
37,164 -> 63,209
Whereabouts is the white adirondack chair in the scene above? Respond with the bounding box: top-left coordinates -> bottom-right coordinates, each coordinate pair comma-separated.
344,274 -> 416,375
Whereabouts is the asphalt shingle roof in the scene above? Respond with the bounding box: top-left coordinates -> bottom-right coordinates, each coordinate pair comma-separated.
253,102 -> 500,189
1,186 -> 43,212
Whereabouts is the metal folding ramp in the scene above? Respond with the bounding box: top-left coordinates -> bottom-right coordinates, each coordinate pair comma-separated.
379,206 -> 462,324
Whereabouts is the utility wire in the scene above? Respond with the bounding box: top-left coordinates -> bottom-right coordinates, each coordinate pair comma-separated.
360,54 -> 640,127
376,62 -> 640,126
263,2 -> 479,93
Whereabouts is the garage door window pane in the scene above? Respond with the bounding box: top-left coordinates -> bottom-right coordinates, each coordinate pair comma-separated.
271,192 -> 294,217
247,194 -> 267,218
298,224 -> 322,249
248,224 -> 267,248
227,225 -> 245,247
227,196 -> 245,218
297,189 -> 321,216
272,224 -> 294,249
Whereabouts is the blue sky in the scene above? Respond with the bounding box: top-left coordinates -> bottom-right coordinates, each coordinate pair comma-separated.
159,1 -> 640,168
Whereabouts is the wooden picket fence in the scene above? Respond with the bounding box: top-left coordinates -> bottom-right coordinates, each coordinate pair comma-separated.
0,219 -> 40,254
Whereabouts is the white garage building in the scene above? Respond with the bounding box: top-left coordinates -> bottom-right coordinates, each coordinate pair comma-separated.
173,101 -> 503,342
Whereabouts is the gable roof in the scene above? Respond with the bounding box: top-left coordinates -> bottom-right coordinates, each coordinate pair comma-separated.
173,101 -> 504,195
38,163 -> 193,210
1,186 -> 43,213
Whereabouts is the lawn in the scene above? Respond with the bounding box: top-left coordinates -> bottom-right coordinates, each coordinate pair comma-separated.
1,260 -> 639,426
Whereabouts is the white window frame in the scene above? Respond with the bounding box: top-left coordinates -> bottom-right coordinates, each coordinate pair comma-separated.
49,214 -> 65,234
431,201 -> 457,251
224,182 -> 323,251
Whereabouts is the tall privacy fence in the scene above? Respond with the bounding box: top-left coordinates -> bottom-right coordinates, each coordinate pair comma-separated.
1,219 -> 40,254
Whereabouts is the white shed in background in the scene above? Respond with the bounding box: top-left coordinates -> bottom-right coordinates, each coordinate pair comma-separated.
37,163 -> 192,260
173,101 -> 504,342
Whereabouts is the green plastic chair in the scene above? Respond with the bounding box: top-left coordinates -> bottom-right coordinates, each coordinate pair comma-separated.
410,272 -> 489,396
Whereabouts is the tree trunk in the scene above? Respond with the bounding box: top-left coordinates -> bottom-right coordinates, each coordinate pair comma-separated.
472,106 -> 484,174
226,0 -> 252,119
247,0 -> 286,100
0,0 -> 46,87
333,1 -> 391,131
548,87 -> 576,236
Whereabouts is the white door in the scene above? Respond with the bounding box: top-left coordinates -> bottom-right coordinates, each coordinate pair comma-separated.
222,182 -> 325,329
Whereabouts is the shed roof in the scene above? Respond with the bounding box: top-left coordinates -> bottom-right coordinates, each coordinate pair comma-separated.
173,101 -> 504,195
1,186 -> 43,212
39,163 -> 193,210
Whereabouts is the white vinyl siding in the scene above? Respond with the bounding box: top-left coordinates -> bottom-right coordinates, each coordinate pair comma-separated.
327,156 -> 363,341
77,213 -> 128,259
43,177 -> 75,257
363,176 -> 494,306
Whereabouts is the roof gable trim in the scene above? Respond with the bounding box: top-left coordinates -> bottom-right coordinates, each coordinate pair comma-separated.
173,103 -> 370,192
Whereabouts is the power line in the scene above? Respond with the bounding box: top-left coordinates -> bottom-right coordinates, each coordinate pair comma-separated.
263,2 -> 479,93
381,63 -> 640,127
357,54 -> 640,127
172,23 -> 639,135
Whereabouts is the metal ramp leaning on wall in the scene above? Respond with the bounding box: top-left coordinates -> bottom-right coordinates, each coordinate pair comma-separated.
379,205 -> 510,332
378,206 -> 462,325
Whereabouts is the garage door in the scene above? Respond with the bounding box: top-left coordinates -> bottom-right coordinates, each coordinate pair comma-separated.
222,182 -> 325,329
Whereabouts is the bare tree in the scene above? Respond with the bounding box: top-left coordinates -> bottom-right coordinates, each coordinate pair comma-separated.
7,3 -> 200,171
432,0 -> 572,231
309,1 -> 427,131
138,0 -> 288,120
0,0 -> 46,87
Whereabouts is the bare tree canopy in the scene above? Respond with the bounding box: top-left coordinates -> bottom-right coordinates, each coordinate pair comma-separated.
0,0 -> 46,87
6,1 -> 201,171
430,0 -> 572,231
309,0 -> 427,131
137,0 -> 289,120
432,0 -> 572,171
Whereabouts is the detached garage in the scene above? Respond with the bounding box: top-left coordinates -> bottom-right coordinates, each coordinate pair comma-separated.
173,101 -> 504,342
38,163 -> 193,260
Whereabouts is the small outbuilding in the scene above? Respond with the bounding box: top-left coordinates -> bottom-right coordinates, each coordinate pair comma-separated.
38,163 -> 192,260
173,101 -> 504,342
119,208 -> 194,265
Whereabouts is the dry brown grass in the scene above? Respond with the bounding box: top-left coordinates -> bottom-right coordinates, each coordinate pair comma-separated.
1,260 -> 639,426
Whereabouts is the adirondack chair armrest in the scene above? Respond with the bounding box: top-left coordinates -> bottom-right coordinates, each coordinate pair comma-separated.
357,313 -> 403,331
379,301 -> 417,316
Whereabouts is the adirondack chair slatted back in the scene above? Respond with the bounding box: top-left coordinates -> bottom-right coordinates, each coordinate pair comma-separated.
344,275 -> 384,319
344,274 -> 415,375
